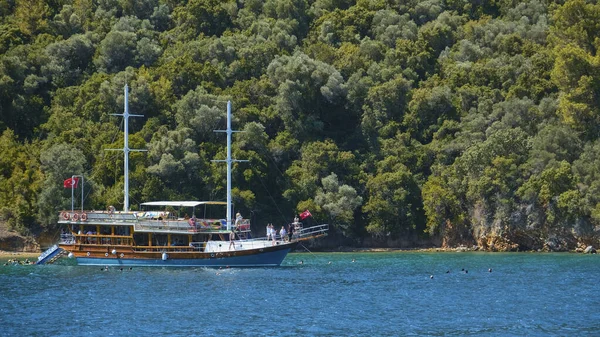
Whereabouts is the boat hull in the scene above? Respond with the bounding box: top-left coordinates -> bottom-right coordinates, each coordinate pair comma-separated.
67,242 -> 298,267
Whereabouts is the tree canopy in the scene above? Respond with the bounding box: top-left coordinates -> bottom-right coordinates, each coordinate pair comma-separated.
1,0 -> 600,250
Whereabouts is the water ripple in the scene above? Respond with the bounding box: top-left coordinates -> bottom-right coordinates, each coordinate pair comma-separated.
1,252 -> 599,336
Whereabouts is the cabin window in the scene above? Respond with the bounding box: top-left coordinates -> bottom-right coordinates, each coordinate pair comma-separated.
133,234 -> 145,245
154,234 -> 168,246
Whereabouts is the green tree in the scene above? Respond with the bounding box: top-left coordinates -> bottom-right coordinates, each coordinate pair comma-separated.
14,0 -> 50,36
314,173 -> 363,237
0,130 -> 43,234
267,52 -> 351,143
363,164 -> 424,239
37,142 -> 86,230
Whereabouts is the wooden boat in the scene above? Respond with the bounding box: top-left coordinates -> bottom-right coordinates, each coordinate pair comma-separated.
53,204 -> 327,267
40,86 -> 328,267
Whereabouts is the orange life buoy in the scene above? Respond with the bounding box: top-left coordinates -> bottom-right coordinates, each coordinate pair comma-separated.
72,213 -> 79,221
81,213 -> 88,221
61,212 -> 69,220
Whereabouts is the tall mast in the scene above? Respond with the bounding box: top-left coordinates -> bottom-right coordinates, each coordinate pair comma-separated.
226,101 -> 233,229
107,84 -> 146,212
214,101 -> 247,230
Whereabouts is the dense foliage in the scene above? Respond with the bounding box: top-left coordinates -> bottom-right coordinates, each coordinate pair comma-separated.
2,0 -> 600,250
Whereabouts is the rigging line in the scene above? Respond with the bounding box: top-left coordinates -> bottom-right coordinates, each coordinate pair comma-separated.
198,96 -> 230,105
109,118 -> 124,145
299,242 -> 318,258
256,142 -> 287,178
253,164 -> 289,224
129,194 -> 144,209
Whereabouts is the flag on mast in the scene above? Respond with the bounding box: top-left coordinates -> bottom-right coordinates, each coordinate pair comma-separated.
299,209 -> 312,220
63,177 -> 79,188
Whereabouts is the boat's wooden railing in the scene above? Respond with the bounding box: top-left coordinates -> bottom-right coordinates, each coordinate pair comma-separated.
133,242 -> 207,252
72,234 -> 133,246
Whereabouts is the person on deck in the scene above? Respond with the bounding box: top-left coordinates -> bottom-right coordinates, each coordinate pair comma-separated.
235,212 -> 243,228
280,226 -> 287,242
288,223 -> 294,242
229,231 -> 236,249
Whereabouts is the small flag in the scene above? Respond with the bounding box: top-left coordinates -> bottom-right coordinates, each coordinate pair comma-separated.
63,177 -> 79,188
299,209 -> 312,220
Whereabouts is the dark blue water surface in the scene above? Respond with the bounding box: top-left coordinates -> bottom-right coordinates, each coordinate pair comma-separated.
1,252 -> 600,336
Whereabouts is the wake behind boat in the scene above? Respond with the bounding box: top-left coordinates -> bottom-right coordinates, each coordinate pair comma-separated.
39,85 -> 328,267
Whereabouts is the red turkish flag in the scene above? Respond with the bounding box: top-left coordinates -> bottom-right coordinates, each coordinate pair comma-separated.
299,209 -> 312,220
63,177 -> 79,188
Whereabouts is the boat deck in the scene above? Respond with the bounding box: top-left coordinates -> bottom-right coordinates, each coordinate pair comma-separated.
57,210 -> 251,234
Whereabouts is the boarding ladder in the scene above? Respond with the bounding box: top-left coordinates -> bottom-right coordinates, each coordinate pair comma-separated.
235,219 -> 252,240
36,245 -> 66,265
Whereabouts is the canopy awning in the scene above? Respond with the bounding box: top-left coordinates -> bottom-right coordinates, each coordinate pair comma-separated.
140,201 -> 227,208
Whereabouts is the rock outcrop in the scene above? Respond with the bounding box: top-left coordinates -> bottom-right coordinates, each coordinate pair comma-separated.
0,223 -> 40,252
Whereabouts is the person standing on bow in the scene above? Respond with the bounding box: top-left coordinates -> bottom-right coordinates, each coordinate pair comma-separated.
280,226 -> 287,242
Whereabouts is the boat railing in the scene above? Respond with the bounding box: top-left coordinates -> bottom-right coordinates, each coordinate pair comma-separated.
134,217 -> 225,233
244,224 -> 327,241
72,234 -> 133,246
296,224 -> 329,239
235,219 -> 251,232
89,211 -> 137,222
60,233 -> 75,244
58,210 -> 138,224
133,242 -> 207,252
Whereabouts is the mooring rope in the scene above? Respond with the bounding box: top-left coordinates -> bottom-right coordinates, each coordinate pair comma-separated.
299,242 -> 318,259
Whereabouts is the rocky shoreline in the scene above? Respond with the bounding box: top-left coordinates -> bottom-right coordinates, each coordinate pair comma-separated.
314,243 -> 600,254
0,229 -> 40,253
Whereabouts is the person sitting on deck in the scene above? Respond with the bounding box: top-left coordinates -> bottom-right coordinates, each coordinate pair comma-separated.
235,212 -> 243,228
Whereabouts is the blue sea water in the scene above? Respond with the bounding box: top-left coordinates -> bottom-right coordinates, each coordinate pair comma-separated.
1,252 -> 599,336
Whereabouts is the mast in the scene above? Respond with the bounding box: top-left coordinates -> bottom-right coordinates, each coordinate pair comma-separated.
70,175 -> 83,213
226,101 -> 233,230
214,101 -> 247,230
107,84 -> 146,212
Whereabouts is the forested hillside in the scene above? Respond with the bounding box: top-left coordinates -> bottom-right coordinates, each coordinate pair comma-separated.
1,0 -> 599,251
